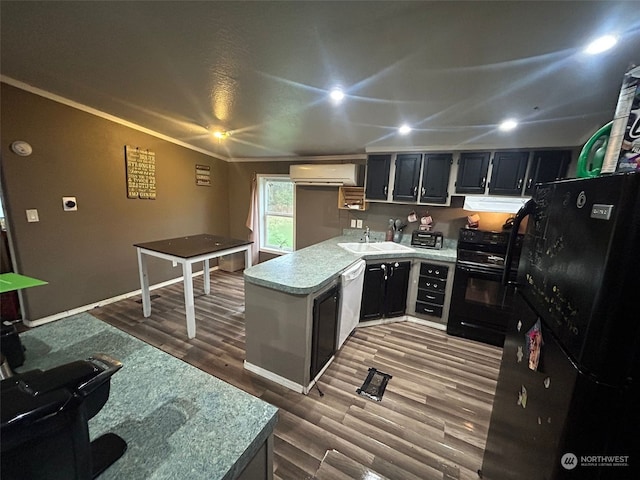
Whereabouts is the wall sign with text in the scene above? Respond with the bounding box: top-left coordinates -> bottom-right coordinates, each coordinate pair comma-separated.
196,164 -> 211,186
125,146 -> 156,199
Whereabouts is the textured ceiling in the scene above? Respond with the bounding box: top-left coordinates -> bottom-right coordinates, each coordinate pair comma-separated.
2,1 -> 639,161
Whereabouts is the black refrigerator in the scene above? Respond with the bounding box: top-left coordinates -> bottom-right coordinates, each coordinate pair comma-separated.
480,173 -> 640,480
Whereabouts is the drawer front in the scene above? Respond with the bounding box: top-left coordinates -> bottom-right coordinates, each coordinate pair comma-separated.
418,276 -> 446,292
415,302 -> 443,318
419,263 -> 448,280
417,288 -> 445,305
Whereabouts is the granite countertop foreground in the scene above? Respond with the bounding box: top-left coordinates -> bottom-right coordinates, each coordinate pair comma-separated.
244,230 -> 457,295
14,313 -> 278,480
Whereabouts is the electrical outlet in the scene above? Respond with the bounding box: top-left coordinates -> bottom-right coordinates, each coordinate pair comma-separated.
356,219 -> 363,228
26,209 -> 39,222
350,219 -> 357,228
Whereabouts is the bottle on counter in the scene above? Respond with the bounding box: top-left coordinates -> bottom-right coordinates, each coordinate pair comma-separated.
386,219 -> 394,241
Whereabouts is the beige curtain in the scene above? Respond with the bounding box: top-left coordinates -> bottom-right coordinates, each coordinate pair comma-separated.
245,174 -> 260,265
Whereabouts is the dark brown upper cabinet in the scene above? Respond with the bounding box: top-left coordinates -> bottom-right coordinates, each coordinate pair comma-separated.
365,154 -> 392,200
455,152 -> 491,194
525,150 -> 571,195
420,153 -> 452,204
488,151 -> 530,196
393,154 -> 422,202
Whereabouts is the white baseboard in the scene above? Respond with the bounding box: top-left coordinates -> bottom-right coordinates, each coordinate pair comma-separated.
357,315 -> 409,328
244,361 -> 305,393
22,267 -> 218,328
406,315 -> 447,331
356,315 -> 446,332
244,356 -> 336,395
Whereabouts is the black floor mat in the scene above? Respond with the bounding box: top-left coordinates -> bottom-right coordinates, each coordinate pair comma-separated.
356,367 -> 392,401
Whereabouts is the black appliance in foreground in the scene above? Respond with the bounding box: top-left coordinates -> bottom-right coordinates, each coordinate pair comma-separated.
480,173 -> 640,479
1,354 -> 127,479
447,228 -> 522,347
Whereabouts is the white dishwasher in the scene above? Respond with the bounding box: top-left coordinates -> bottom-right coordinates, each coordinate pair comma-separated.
338,259 -> 366,348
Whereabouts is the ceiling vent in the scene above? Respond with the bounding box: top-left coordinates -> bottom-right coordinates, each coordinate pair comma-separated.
289,164 -> 358,186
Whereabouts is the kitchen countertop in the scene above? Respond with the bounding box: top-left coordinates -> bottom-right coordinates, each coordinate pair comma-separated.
244,230 -> 457,295
14,313 -> 278,480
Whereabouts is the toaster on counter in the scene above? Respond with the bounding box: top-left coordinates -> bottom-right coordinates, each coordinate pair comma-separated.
411,230 -> 444,249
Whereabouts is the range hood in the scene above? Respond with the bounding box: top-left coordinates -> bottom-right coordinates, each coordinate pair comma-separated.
289,164 -> 358,186
463,196 -> 530,214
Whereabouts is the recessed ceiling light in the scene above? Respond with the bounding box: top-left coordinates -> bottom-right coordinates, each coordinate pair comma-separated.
329,87 -> 345,104
584,35 -> 618,54
213,130 -> 230,139
499,119 -> 518,131
398,124 -> 412,135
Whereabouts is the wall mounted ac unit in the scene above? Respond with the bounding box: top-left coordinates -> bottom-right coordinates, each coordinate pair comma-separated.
289,164 -> 358,186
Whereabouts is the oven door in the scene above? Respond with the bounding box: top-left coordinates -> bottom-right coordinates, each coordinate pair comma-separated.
447,263 -> 516,347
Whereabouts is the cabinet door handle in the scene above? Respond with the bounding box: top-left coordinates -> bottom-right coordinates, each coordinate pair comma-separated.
423,308 -> 435,314
383,185 -> 388,196
517,178 -> 523,189
426,294 -> 436,300
413,186 -> 418,197
527,178 -> 533,189
381,263 -> 387,281
481,176 -> 486,188
421,187 -> 426,197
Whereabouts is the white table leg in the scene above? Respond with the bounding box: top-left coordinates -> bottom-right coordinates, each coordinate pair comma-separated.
183,261 -> 196,339
244,246 -> 252,269
203,259 -> 211,294
137,248 -> 151,317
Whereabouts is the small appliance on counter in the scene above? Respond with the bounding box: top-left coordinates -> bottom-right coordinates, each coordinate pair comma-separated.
411,230 -> 444,249
1,353 -> 127,479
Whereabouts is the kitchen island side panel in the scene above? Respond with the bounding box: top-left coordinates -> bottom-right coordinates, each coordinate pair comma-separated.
244,282 -> 312,387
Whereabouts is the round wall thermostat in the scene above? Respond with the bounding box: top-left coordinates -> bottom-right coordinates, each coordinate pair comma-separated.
10,141 -> 33,156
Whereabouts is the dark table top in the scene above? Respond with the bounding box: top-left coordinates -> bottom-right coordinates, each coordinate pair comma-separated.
134,234 -> 252,259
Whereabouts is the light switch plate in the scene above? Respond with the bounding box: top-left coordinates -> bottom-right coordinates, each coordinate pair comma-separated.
350,219 -> 357,228
26,209 -> 39,222
356,219 -> 363,228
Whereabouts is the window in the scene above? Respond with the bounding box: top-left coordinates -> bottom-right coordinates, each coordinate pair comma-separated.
258,175 -> 295,254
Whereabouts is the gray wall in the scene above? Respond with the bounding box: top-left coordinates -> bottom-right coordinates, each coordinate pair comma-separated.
1,83 -> 571,322
1,84 -> 230,320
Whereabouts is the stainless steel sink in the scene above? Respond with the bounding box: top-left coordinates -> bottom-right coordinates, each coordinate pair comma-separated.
337,242 -> 414,255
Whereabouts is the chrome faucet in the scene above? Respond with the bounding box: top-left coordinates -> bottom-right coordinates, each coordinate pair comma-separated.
364,226 -> 370,243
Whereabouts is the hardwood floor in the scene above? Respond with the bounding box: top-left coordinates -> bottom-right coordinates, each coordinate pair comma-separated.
91,270 -> 502,480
